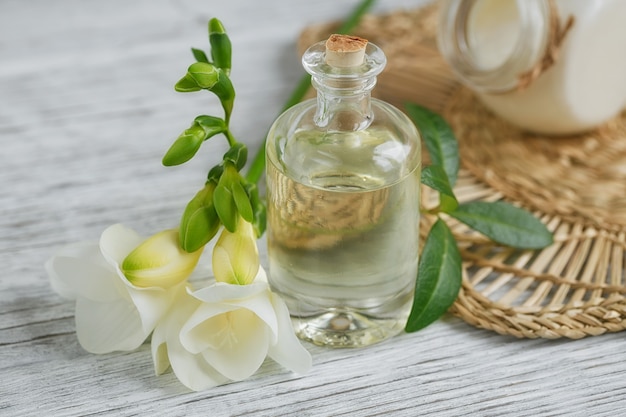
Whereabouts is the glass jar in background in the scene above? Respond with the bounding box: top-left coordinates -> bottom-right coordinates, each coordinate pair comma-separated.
265,35 -> 421,348
437,0 -> 626,135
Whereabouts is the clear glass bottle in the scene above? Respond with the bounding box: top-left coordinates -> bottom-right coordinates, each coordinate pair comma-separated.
265,35 -> 421,348
437,0 -> 626,135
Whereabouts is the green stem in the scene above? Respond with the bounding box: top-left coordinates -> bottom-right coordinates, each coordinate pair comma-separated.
224,129 -> 237,147
245,0 -> 377,184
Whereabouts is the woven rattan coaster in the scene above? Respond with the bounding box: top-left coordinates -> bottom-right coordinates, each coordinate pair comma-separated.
299,4 -> 626,338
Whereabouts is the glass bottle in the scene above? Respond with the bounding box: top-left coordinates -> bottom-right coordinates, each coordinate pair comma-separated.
265,35 -> 421,348
437,0 -> 626,135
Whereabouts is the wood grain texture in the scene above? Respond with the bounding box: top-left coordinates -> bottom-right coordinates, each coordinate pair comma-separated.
1,0 -> 625,416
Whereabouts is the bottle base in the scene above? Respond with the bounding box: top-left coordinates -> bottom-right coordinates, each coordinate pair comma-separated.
291,309 -> 407,348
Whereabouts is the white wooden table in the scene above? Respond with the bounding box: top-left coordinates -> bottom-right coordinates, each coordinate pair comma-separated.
2,0 -> 625,415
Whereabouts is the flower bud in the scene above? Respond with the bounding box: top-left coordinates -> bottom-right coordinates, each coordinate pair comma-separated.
209,18 -> 232,75
213,162 -> 240,232
179,183 -> 220,252
223,143 -> 248,171
187,62 -> 219,89
212,217 -> 259,285
162,124 -> 206,166
122,229 -> 203,288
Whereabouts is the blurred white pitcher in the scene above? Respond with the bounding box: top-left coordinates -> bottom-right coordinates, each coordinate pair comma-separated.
438,0 -> 626,135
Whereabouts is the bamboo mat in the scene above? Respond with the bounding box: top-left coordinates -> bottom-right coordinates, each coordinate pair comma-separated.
298,4 -> 626,339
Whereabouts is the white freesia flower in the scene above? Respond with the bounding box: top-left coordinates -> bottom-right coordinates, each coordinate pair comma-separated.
46,224 -> 199,354
151,268 -> 313,391
47,221 -> 312,391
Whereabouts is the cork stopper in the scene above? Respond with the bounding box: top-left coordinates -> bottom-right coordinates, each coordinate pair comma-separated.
325,34 -> 368,68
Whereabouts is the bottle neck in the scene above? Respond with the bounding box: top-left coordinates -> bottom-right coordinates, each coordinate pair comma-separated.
312,76 -> 375,131
438,0 -> 551,93
301,38 -> 386,130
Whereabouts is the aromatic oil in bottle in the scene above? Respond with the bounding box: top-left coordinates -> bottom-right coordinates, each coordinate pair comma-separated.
265,35 -> 421,347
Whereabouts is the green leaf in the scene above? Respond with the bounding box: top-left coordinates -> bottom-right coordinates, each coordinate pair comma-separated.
191,47 -> 209,63
174,73 -> 201,92
231,181 -> 253,223
420,165 -> 458,213
449,201 -> 553,249
179,184 -> 220,252
223,143 -> 248,171
405,103 -> 460,187
405,219 -> 462,333
213,184 -> 237,232
209,18 -> 232,75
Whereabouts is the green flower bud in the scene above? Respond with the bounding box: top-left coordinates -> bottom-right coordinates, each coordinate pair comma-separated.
162,124 -> 206,166
213,161 -> 239,232
213,162 -> 252,232
207,163 -> 224,184
179,183 -> 220,252
211,69 -> 235,118
194,115 -> 226,133
175,63 -> 234,120
244,183 -> 267,238
122,229 -> 203,288
223,143 -> 248,171
213,183 -> 237,233
208,18 -> 226,36
174,73 -> 202,92
209,18 -> 232,75
231,180 -> 253,223
187,62 -> 219,89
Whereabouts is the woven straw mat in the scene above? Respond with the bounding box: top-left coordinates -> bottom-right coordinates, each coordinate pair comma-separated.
298,4 -> 626,339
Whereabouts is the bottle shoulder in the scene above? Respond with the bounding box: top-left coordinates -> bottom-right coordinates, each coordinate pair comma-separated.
266,98 -> 421,188
268,98 -> 419,144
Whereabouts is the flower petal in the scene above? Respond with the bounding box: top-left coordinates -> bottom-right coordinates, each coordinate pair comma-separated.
190,280 -> 268,304
181,285 -> 278,352
199,309 -> 270,381
74,297 -> 148,353
46,241 -> 121,302
212,218 -> 260,285
254,266 -> 268,283
99,224 -> 144,266
230,287 -> 278,341
267,292 -> 312,374
179,302 -> 240,353
211,245 -> 237,285
125,282 -> 186,335
182,280 -> 283,381
151,292 -> 199,374
151,293 -> 227,391
163,334 -> 228,391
